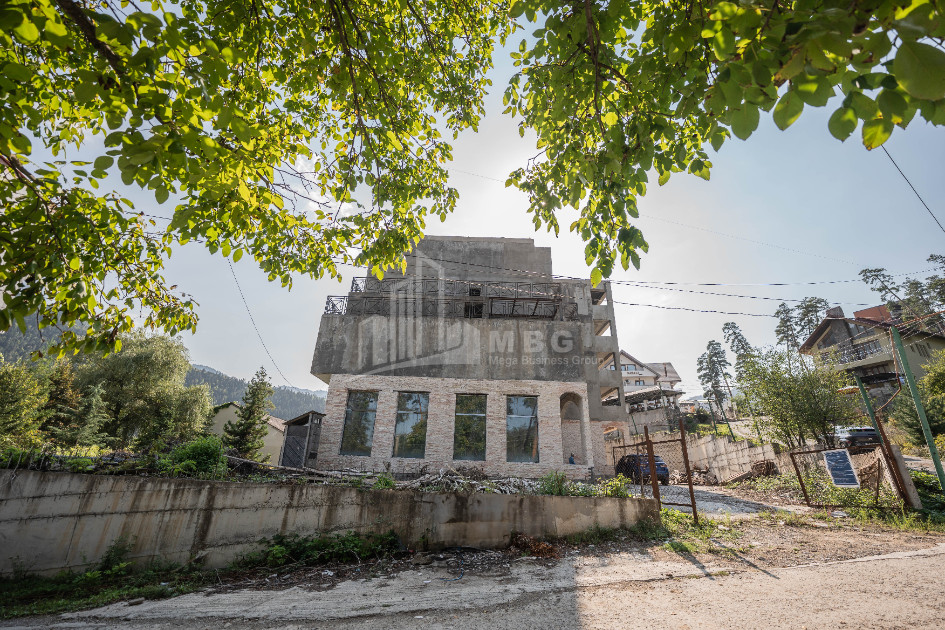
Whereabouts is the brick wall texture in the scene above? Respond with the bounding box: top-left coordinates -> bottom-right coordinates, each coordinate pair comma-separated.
315,374 -> 595,478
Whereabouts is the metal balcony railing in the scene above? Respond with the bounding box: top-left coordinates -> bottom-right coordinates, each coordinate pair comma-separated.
348,276 -> 564,300
821,340 -> 887,365
324,295 -> 579,320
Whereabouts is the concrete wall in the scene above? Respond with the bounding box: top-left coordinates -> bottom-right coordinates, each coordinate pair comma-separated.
0,471 -> 658,576
316,373 -> 595,477
683,434 -> 779,482
312,316 -> 594,382
387,236 -> 553,281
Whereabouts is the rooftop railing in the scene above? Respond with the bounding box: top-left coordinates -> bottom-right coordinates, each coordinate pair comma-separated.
349,276 -> 565,300
324,295 -> 579,320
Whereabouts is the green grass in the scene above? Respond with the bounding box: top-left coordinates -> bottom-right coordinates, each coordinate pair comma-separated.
0,563 -> 211,619
1,531 -> 402,619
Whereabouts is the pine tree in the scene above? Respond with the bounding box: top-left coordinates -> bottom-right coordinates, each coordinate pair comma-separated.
696,340 -> 731,419
222,367 -> 274,461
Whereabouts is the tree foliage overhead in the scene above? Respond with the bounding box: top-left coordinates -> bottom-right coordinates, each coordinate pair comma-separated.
3,0 -> 945,351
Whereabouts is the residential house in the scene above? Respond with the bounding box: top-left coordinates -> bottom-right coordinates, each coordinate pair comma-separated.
208,402 -> 286,463
799,305 -> 945,407
310,236 -> 631,477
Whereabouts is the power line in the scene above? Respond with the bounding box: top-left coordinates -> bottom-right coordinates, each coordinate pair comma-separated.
226,260 -> 296,388
881,146 -> 945,237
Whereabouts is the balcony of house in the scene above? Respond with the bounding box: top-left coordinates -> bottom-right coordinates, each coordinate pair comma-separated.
819,338 -> 890,369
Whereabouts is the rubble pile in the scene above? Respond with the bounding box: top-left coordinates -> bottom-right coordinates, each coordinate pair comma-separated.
669,467 -> 717,485
399,468 -> 540,495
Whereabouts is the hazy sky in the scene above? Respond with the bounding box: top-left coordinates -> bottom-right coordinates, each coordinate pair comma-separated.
151,43 -> 944,395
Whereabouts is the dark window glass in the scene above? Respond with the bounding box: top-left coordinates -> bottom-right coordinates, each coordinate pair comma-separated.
340,391 -> 378,456
454,394 -> 487,461
393,392 -> 429,458
506,395 -> 539,463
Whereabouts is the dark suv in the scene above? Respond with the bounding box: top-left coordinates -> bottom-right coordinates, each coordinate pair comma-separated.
834,426 -> 881,449
615,453 -> 670,485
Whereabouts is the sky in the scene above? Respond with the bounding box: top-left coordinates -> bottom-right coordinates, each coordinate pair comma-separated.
143,42 -> 945,396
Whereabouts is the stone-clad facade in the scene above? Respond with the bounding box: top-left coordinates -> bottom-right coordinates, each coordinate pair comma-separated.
314,374 -> 590,478
310,236 -> 629,478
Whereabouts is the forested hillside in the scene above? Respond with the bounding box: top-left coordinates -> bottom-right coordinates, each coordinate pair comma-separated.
185,367 -> 325,419
0,323 -> 325,421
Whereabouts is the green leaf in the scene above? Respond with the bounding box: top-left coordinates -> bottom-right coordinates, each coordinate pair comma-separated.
729,105 -> 759,140
658,171 -> 670,186
827,107 -> 857,141
793,75 -> 834,107
712,28 -> 735,61
893,41 -> 945,101
3,62 -> 30,82
773,92 -> 804,130
590,268 -> 603,287
386,129 -> 403,151
93,156 -> 114,170
13,16 -> 39,43
602,111 -> 618,126
862,118 -> 893,150
69,258 -> 80,270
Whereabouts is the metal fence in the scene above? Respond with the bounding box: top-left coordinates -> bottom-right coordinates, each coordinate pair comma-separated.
611,423 -> 700,523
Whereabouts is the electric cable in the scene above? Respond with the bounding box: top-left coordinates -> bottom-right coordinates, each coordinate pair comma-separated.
227,260 -> 296,388
881,147 -> 945,237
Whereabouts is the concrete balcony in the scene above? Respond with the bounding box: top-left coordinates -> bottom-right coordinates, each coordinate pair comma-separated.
592,304 -> 613,321
596,369 -> 623,388
592,335 -> 619,354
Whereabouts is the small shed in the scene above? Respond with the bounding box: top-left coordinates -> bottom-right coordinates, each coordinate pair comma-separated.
278,410 -> 325,468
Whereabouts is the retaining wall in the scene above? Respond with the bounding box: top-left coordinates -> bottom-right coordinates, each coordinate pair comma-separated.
0,471 -> 658,576
684,434 -> 779,481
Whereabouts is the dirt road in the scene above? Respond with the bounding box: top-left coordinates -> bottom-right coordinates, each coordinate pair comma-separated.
6,521 -> 944,630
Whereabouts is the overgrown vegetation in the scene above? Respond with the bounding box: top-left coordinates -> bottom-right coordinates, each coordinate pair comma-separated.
236,531 -> 401,569
534,472 -> 637,499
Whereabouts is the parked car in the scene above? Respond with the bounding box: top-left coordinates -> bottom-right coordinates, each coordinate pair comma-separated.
615,453 -> 670,485
833,426 -> 881,449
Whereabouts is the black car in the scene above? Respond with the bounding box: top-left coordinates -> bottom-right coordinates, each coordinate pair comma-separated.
615,453 -> 670,485
834,426 -> 881,449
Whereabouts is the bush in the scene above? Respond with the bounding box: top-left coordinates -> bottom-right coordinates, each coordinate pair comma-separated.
537,471 -> 569,496
372,473 -> 395,490
596,474 -> 631,498
238,531 -> 400,568
166,436 -> 225,476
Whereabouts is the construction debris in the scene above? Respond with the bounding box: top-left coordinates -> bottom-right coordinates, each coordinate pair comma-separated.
669,467 -> 717,486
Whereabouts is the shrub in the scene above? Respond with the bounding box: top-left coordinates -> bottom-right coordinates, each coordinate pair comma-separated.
66,457 -> 95,473
596,474 -> 631,498
537,471 -> 569,496
373,473 -> 395,490
238,531 -> 400,568
166,436 -> 226,476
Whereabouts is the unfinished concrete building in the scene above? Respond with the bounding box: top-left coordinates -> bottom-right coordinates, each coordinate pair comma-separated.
310,236 -> 629,477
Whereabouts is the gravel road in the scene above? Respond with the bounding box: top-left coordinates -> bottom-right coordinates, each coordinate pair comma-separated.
6,527 -> 944,630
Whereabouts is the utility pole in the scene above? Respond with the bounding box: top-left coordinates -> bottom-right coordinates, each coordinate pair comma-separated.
854,375 -> 884,448
891,326 -> 945,494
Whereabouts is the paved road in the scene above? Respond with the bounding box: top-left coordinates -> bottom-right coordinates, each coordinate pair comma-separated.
7,543 -> 944,629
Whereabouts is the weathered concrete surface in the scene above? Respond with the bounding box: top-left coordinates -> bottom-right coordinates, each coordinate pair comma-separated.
9,543 -> 944,629
0,470 -> 657,576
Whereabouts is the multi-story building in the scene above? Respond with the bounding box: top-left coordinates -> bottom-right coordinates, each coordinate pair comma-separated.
799,305 -> 945,407
309,236 -> 629,477
606,350 -> 682,393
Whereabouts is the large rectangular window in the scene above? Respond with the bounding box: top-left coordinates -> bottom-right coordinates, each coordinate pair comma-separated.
506,395 -> 539,463
453,394 -> 487,461
392,392 -> 429,458
340,391 -> 378,456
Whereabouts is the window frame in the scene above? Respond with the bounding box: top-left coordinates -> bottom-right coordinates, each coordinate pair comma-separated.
392,391 -> 430,459
453,393 -> 487,461
339,390 -> 379,457
506,395 -> 539,463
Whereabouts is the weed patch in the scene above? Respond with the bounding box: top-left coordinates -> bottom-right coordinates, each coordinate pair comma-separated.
236,531 -> 401,568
